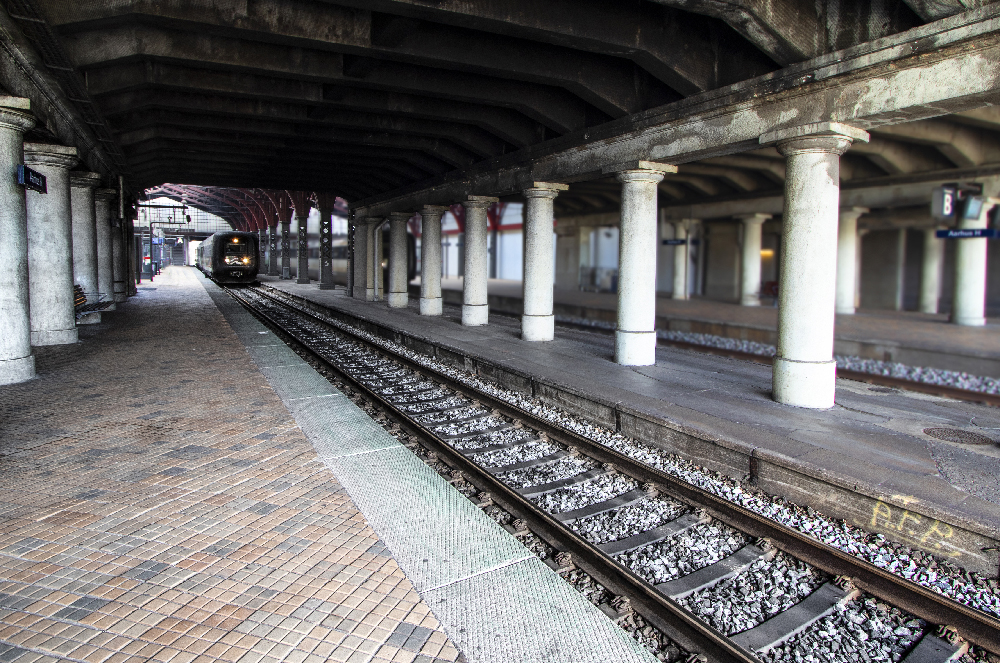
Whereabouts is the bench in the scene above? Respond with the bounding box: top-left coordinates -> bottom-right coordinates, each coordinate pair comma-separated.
74,285 -> 115,319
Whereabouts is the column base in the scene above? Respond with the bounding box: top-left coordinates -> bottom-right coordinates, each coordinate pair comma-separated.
319,282 -> 336,290
835,306 -> 855,315
296,277 -> 310,284
741,296 -> 761,307
387,292 -> 408,308
113,293 -> 127,303
671,293 -> 688,301
31,328 -> 78,346
521,314 -> 554,342
0,355 -> 35,385
615,330 -> 655,366
281,268 -> 290,279
952,314 -> 986,327
420,297 -> 442,316
772,356 -> 836,409
462,304 -> 489,326
365,288 -> 376,302
77,312 -> 102,325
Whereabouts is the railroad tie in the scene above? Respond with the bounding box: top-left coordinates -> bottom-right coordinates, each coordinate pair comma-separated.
598,512 -> 707,556
654,544 -> 775,600
729,581 -> 853,653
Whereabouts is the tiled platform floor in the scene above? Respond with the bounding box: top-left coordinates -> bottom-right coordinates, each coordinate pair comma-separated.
0,268 -> 460,663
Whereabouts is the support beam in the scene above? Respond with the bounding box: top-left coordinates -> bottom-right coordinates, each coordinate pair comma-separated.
737,213 -> 770,306
767,123 -> 868,409
0,102 -> 36,384
951,198 -> 996,326
24,142 -> 79,346
521,182 -> 567,341
836,207 -> 868,315
919,227 -> 945,314
69,171 -> 103,324
419,205 -> 448,316
95,188 -> 117,310
612,164 -> 674,366
387,211 -> 410,308
461,196 -> 498,326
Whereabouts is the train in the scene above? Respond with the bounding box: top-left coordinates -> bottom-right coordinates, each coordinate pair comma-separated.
196,231 -> 259,284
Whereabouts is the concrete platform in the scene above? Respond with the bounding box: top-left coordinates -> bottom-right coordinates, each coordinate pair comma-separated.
412,278 -> 1000,378
0,266 -> 656,663
264,277 -> 1000,575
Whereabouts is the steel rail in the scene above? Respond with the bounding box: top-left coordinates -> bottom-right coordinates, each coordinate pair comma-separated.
234,285 -> 1000,656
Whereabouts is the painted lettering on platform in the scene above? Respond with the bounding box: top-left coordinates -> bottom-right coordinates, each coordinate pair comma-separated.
862,498 -> 961,558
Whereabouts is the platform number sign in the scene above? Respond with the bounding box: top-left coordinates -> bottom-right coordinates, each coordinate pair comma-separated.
16,164 -> 46,194
932,186 -> 955,221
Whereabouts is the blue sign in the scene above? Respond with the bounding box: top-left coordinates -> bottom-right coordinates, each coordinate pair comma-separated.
662,239 -> 700,246
16,164 -> 46,193
936,228 -> 997,239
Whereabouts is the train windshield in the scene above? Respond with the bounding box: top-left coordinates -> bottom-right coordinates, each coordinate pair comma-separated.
224,237 -> 251,265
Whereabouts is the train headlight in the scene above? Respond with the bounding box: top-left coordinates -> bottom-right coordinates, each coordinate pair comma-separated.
243,257 -> 250,264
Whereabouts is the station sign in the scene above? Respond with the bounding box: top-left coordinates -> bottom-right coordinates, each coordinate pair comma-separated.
931,182 -> 983,222
936,228 -> 997,239
662,239 -> 700,246
16,164 -> 46,193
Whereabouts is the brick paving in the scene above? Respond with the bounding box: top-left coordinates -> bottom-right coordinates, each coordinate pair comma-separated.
0,268 -> 461,663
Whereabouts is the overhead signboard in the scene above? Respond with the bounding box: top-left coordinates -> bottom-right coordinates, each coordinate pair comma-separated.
931,182 -> 984,223
16,164 -> 46,193
936,228 -> 997,239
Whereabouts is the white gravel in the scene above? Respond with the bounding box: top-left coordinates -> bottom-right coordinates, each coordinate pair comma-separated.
761,597 -> 926,663
678,551 -> 827,635
654,328 -> 1000,395
414,405 -> 489,425
534,473 -> 639,514
472,440 -> 562,468
452,427 -> 536,451
256,287 -> 1000,620
431,416 -> 507,437
496,456 -> 596,489
572,499 -> 688,546
619,521 -> 747,585
395,396 -> 466,413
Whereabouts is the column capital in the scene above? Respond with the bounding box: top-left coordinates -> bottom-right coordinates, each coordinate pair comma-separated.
420,204 -> 449,217
70,171 -> 102,189
388,211 -> 413,221
95,188 -> 117,201
616,169 -> 666,185
24,142 -> 78,169
735,213 -> 771,224
838,206 -> 869,222
521,181 -> 568,196
0,106 -> 34,133
602,160 -> 677,176
462,195 -> 498,209
763,122 -> 868,158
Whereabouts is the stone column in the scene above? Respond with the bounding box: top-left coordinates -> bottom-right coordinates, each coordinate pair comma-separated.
350,220 -> 369,299
765,123 -> 868,408
737,213 -> 770,306
112,218 -> 127,302
94,188 -> 116,311
951,199 -> 996,326
296,207 -> 310,284
371,219 -> 384,301
258,228 -> 267,270
267,223 -> 279,276
0,102 -> 36,385
522,183 -> 567,341
280,217 -> 291,279
318,201 -> 336,290
919,227 -> 945,314
835,207 -> 867,315
70,172 -> 102,324
25,142 -> 80,346
691,219 -> 706,296
613,164 -> 673,365
461,196 -> 498,326
672,221 -> 690,300
387,211 -> 411,307
419,205 -> 448,316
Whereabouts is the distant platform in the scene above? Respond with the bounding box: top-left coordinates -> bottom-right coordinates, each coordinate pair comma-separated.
264,276 -> 1000,575
409,277 -> 1000,378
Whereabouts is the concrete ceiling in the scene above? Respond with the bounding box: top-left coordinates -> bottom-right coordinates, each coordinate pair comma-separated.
3,0 -> 998,215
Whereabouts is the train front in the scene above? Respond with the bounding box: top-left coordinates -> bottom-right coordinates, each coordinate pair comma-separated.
215,233 -> 258,283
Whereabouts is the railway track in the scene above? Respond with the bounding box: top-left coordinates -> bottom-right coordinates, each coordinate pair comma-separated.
224,283 -> 999,663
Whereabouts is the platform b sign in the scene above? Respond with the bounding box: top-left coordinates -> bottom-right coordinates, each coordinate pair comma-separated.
16,164 -> 46,194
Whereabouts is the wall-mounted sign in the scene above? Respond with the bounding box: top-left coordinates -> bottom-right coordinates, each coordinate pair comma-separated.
936,228 -> 997,239
662,239 -> 700,246
931,182 -> 983,222
16,164 -> 46,193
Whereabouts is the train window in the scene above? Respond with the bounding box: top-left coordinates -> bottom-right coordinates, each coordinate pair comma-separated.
225,242 -> 248,255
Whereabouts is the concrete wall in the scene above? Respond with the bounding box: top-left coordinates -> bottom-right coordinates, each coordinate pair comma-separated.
860,229 -> 906,310
704,222 -> 739,302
